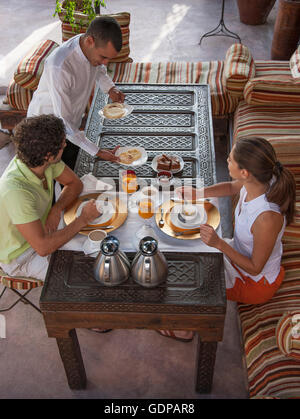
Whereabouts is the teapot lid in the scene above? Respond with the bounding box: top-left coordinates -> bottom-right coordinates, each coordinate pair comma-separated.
139,236 -> 158,255
101,235 -> 120,255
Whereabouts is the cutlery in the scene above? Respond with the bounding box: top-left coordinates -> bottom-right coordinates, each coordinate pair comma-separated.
82,225 -> 114,231
174,229 -> 200,236
171,197 -> 210,203
178,213 -> 187,223
159,208 -> 164,227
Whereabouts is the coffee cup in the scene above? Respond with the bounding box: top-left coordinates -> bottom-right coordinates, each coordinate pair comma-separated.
85,229 -> 107,254
180,204 -> 198,222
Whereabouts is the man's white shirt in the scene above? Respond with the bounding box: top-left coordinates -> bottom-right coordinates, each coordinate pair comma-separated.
27,35 -> 114,156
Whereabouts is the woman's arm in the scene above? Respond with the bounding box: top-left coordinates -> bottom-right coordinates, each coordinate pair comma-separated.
200,211 -> 284,276
176,180 -> 243,200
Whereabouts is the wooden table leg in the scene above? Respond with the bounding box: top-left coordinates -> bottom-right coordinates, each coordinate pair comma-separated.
56,329 -> 87,390
195,334 -> 218,393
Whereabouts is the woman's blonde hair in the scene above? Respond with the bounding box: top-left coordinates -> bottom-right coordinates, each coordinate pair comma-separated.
233,137 -> 296,225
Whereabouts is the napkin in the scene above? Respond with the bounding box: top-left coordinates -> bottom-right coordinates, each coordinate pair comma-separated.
80,173 -> 114,194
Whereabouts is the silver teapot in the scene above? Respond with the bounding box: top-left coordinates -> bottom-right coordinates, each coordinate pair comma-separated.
93,235 -> 130,286
131,236 -> 168,288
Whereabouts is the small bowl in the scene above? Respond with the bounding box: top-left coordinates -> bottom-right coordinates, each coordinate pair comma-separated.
180,204 -> 198,222
157,171 -> 173,187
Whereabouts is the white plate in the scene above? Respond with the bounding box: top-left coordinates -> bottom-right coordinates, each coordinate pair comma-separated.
151,154 -> 184,173
115,146 -> 148,167
76,200 -> 114,226
170,204 -> 207,229
98,103 -> 134,119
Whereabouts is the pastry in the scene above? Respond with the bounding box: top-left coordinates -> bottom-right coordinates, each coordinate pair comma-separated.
119,148 -> 142,164
103,102 -> 126,119
156,154 -> 172,171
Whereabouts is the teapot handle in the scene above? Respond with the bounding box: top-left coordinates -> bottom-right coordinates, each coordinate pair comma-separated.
145,257 -> 151,283
104,256 -> 110,282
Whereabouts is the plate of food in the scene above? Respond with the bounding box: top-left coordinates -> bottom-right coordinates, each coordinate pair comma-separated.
98,102 -> 134,119
115,146 -> 148,167
76,199 -> 114,226
170,203 -> 207,229
152,154 -> 184,173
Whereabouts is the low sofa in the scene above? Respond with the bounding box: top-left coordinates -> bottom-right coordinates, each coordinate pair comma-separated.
1,40 -> 300,398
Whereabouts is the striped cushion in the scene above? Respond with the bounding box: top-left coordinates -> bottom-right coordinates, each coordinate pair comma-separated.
222,43 -> 255,99
255,60 -> 291,78
244,75 -> 300,105
290,46 -> 300,79
14,40 -> 58,90
238,245 -> 300,398
233,101 -> 300,140
6,79 -> 33,111
61,12 -> 132,63
276,311 -> 300,360
108,61 -> 239,116
0,268 -> 43,290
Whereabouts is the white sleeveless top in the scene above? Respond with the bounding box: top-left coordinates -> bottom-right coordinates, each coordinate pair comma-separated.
233,186 -> 285,284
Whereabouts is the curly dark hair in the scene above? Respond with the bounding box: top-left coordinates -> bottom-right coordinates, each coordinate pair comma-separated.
12,114 -> 66,168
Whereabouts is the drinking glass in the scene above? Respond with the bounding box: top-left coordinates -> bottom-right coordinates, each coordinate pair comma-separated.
136,197 -> 156,240
121,170 -> 138,194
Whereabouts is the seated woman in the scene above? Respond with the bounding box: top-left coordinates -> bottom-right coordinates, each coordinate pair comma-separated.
158,137 -> 296,342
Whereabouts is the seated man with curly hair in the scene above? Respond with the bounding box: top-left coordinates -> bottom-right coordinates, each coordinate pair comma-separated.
0,114 -> 100,280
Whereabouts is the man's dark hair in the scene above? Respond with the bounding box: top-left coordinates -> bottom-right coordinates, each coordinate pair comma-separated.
85,16 -> 122,52
13,114 -> 66,168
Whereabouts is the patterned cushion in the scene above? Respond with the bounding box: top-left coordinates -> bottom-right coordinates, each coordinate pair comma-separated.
0,268 -> 43,290
290,46 -> 300,79
276,311 -> 300,360
244,75 -> 300,105
108,61 -> 239,116
222,43 -> 256,99
237,245 -> 300,398
255,60 -> 291,78
14,40 -> 58,90
6,79 -> 33,111
61,12 -> 132,63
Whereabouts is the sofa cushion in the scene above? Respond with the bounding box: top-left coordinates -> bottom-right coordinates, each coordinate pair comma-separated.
6,79 -> 33,111
61,12 -> 132,63
222,43 -> 255,99
14,40 -> 58,90
237,245 -> 300,398
290,46 -> 300,79
276,311 -> 300,360
244,75 -> 300,105
108,61 -> 239,116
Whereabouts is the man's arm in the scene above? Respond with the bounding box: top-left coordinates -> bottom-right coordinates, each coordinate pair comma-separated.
16,199 -> 100,257
44,165 -> 83,233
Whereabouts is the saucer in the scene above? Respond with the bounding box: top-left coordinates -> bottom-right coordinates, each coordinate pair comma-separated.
76,200 -> 114,226
98,103 -> 134,119
170,204 -> 207,229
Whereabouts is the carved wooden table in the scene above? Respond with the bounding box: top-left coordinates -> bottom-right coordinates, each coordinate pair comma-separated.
40,83 -> 227,392
40,250 -> 226,392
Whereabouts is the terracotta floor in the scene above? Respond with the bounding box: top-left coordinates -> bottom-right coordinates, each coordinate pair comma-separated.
0,0 -> 278,399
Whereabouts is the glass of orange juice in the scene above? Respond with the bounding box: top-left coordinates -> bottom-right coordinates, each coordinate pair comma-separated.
121,170 -> 138,194
136,197 -> 156,240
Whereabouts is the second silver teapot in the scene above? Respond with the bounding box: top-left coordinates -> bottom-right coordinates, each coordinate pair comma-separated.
131,236 -> 168,288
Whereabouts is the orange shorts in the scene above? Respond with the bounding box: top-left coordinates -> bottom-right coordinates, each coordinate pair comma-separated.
226,264 -> 285,304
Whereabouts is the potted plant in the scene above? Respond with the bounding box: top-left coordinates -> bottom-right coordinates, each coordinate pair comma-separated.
53,0 -> 106,34
271,0 -> 300,60
53,0 -> 132,63
236,0 -> 276,25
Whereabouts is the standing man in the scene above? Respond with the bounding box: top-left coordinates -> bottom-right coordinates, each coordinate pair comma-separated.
27,16 -> 125,168
0,115 -> 100,280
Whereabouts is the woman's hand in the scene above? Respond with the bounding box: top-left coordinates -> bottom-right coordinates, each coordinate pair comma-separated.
175,186 -> 204,201
199,224 -> 222,249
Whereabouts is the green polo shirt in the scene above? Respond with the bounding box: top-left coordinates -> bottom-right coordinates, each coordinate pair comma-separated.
0,157 -> 65,264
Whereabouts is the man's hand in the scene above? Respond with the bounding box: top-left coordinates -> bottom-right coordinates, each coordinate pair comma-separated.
44,206 -> 62,234
96,145 -> 120,162
80,199 -> 101,225
108,87 -> 125,103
